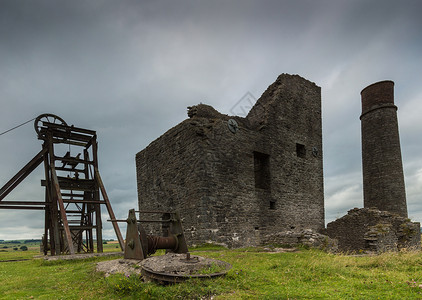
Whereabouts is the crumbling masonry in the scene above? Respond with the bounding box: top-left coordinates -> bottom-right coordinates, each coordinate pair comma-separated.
327,208 -> 420,253
136,74 -> 324,247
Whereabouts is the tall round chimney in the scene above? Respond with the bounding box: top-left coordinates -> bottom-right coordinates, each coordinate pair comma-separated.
360,80 -> 407,217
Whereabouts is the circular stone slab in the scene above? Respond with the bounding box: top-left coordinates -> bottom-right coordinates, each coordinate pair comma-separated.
140,253 -> 232,284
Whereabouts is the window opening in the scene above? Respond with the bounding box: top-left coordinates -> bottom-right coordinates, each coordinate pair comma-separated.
296,143 -> 306,158
253,151 -> 270,189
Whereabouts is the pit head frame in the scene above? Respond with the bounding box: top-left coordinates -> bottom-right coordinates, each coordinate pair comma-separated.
0,114 -> 124,255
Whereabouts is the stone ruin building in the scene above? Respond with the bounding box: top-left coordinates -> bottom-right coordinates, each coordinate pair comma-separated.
327,80 -> 420,253
327,208 -> 419,253
136,75 -> 420,252
136,74 -> 325,248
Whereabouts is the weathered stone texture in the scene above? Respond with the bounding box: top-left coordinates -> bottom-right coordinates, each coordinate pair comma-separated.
360,81 -> 407,217
364,224 -> 397,253
262,229 -> 338,252
136,74 -> 324,247
326,208 -> 420,253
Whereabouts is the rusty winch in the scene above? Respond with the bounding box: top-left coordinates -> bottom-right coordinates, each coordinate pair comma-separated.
108,209 -> 232,284
111,209 -> 188,260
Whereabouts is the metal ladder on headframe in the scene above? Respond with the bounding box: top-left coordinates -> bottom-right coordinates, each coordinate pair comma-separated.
0,114 -> 124,255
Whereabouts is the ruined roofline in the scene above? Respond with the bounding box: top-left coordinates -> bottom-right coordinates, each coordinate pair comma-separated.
186,74 -> 320,123
246,73 -> 320,127
137,73 -> 320,155
187,103 -> 229,120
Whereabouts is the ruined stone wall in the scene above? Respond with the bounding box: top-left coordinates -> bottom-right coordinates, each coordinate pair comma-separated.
136,119 -> 213,241
136,111 -> 262,247
326,208 -> 420,253
136,74 -> 324,247
262,229 -> 338,252
252,75 -> 324,232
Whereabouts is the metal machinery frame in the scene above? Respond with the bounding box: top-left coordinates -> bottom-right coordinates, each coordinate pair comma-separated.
0,114 -> 124,255
113,209 -> 188,260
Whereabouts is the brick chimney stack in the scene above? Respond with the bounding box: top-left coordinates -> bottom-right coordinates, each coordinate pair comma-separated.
360,80 -> 407,217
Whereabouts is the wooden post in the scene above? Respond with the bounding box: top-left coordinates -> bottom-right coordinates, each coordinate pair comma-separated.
44,144 -> 61,255
92,139 -> 103,253
94,168 -> 125,251
47,134 -> 75,255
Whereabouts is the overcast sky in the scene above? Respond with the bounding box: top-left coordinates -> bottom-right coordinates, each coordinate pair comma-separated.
1,0 -> 421,241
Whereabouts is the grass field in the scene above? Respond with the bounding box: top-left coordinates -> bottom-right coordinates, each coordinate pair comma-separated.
1,241 -> 422,299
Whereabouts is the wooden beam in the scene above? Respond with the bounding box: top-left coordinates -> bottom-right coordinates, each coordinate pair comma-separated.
48,136 -> 75,255
0,148 -> 47,201
40,122 -> 96,135
0,206 -> 45,210
62,199 -> 105,204
0,201 -> 48,206
92,140 -> 103,253
94,168 -> 125,251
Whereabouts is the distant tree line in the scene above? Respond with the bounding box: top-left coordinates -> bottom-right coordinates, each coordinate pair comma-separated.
0,239 -> 42,244
24,239 -> 42,244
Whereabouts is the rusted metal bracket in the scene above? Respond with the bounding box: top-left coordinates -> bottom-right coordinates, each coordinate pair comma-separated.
124,209 -> 145,259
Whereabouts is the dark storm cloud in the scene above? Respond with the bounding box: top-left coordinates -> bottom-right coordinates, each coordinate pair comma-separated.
1,0 -> 422,238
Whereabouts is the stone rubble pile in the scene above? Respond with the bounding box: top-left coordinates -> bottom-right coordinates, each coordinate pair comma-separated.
262,229 -> 338,252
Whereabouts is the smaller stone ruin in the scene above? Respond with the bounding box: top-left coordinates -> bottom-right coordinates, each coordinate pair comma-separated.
326,208 -> 421,253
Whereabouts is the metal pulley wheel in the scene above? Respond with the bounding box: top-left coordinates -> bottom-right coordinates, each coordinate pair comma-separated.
34,113 -> 68,139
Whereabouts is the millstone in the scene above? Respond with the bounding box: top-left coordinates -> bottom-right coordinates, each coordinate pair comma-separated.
140,253 -> 231,284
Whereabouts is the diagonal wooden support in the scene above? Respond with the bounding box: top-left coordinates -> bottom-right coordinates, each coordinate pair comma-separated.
94,168 -> 125,251
0,148 -> 47,201
47,138 -> 75,255
50,168 -> 75,255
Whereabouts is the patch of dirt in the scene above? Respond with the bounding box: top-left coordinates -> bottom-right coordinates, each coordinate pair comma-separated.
40,252 -> 123,261
96,259 -> 143,277
264,247 -> 299,253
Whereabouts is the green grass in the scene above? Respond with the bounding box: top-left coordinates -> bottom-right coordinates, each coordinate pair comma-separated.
1,243 -> 422,299
0,241 -> 39,261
